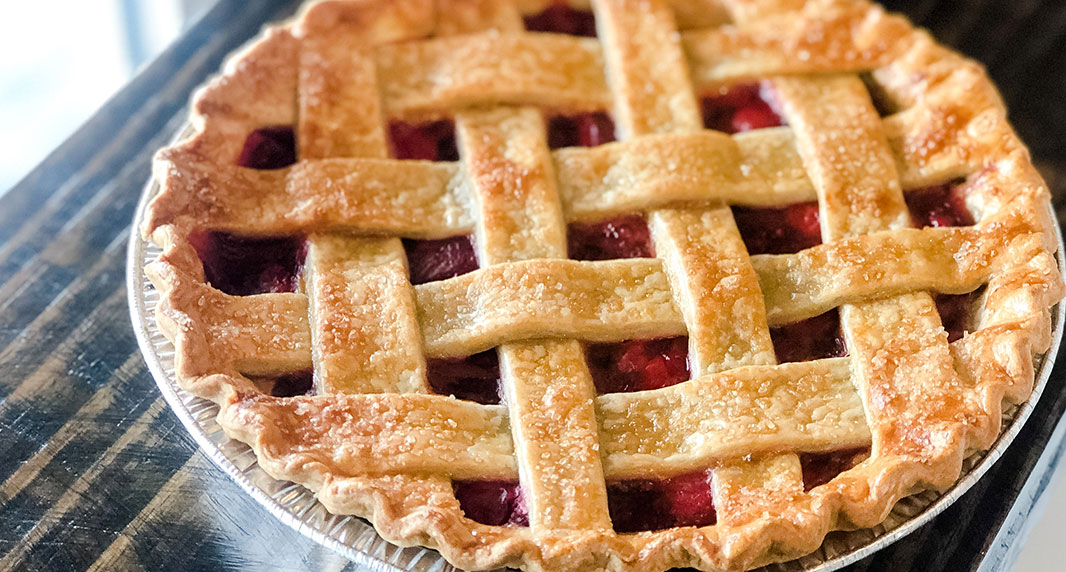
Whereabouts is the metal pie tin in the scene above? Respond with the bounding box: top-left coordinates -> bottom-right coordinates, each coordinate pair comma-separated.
128,141 -> 1066,572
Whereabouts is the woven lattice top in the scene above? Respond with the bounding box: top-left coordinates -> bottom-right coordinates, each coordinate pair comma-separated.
143,0 -> 1064,570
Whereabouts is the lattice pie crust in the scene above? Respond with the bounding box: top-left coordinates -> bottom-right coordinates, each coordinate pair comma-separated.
142,0 -> 1065,570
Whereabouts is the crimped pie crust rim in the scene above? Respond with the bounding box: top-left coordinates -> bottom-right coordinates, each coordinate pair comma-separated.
130,166 -> 1065,572
137,1 -> 1066,571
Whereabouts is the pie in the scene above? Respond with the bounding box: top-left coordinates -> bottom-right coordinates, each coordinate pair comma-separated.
140,0 -> 1065,570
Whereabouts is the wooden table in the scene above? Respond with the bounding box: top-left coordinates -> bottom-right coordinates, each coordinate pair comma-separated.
1,1 -> 1064,570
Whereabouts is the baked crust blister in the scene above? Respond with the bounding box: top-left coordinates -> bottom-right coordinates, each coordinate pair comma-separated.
141,0 -> 1065,570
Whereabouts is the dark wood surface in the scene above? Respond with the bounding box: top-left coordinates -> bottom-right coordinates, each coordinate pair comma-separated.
1,1 -> 1064,570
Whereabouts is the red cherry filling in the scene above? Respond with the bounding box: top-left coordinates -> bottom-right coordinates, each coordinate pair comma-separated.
453,480 -> 529,527
547,112 -> 616,149
586,337 -> 690,394
905,182 -> 974,228
272,370 -> 315,397
608,470 -> 716,532
701,83 -> 784,134
237,125 -> 297,169
402,235 -> 479,285
388,120 -> 459,161
936,290 -> 981,343
426,350 -> 502,405
800,448 -> 870,491
190,231 -> 305,296
770,309 -> 846,363
523,3 -> 597,37
567,215 -> 653,260
732,201 -> 822,255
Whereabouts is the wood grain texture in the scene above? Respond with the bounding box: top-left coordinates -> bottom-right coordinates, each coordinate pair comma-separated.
0,0 -> 1063,571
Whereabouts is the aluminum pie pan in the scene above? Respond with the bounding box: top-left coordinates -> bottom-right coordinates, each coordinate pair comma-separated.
127,142 -> 1066,572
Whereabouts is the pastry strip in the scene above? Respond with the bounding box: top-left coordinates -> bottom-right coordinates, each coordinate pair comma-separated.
775,74 -> 970,493
218,363 -> 868,481
594,0 -> 806,533
376,34 -> 611,119
304,235 -> 427,393
459,107 -> 611,530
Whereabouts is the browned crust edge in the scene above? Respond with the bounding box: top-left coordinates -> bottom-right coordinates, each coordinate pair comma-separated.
139,1 -> 1065,571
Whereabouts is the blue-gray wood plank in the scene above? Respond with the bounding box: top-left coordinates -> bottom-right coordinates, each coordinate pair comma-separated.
0,0 -> 1063,570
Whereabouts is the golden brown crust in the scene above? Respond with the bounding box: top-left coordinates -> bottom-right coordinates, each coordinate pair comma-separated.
141,0 -> 1065,571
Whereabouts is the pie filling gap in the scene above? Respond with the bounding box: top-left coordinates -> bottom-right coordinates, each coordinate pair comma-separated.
547,112 -> 616,149
426,350 -> 502,405
190,231 -> 306,296
936,286 -> 985,343
522,3 -> 598,37
770,309 -> 847,364
701,82 -> 785,134
609,469 -> 717,532
402,234 -> 479,285
567,215 -> 653,260
453,479 -> 529,527
586,337 -> 690,394
800,448 -> 871,491
905,180 -> 975,228
389,120 -> 459,162
732,201 -> 822,256
238,125 -> 297,170
248,369 -> 315,398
